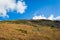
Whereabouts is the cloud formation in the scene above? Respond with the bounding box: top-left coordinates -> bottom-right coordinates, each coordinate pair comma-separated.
33,14 -> 60,20
0,0 -> 27,18
33,15 -> 46,20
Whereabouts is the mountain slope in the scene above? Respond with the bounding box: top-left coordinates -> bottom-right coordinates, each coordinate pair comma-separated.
0,20 -> 60,40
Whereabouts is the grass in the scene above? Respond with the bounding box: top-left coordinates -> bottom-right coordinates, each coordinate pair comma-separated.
0,20 -> 60,40
17,29 -> 27,34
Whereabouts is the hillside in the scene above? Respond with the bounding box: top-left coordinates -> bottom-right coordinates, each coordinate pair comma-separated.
0,19 -> 60,40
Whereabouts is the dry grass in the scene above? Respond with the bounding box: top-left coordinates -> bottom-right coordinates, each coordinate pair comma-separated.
0,23 -> 60,40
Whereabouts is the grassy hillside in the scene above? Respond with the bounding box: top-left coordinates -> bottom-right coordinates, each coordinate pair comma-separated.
0,19 -> 60,40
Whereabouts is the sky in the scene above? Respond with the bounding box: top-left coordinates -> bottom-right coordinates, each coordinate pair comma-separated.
0,0 -> 60,20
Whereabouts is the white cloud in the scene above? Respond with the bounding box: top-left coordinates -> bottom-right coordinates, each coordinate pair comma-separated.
33,14 -> 60,20
33,15 -> 46,20
48,14 -> 54,20
0,0 -> 27,18
16,1 -> 27,13
54,16 -> 60,20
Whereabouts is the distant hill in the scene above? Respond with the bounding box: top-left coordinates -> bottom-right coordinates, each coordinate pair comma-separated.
0,19 -> 60,40
0,19 -> 60,28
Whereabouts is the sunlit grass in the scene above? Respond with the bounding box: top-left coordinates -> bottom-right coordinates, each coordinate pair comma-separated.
0,20 -> 60,40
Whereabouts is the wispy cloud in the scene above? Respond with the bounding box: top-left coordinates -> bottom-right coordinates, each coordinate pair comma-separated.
32,5 -> 60,20
33,14 -> 60,20
0,0 -> 27,18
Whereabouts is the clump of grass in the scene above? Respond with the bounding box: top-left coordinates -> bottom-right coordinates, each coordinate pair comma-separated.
17,29 -> 27,34
0,37 -> 8,40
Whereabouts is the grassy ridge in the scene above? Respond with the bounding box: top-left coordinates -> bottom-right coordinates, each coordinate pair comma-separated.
0,19 -> 60,28
0,19 -> 60,40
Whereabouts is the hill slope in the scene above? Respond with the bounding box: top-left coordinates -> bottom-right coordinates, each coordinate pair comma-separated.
0,20 -> 60,40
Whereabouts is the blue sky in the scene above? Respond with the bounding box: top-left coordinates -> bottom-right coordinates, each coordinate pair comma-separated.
0,0 -> 60,20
